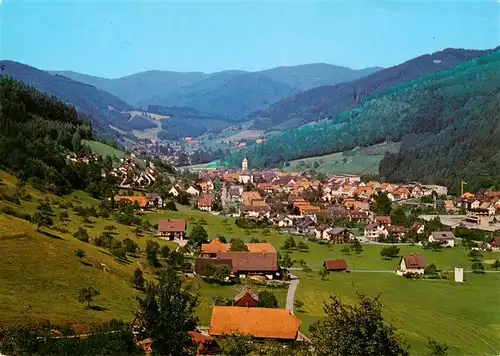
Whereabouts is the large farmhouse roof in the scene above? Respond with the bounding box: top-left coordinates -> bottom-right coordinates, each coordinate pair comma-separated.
209,307 -> 301,340
158,219 -> 186,232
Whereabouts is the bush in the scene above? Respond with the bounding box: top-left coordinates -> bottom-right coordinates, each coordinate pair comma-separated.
73,227 -> 90,243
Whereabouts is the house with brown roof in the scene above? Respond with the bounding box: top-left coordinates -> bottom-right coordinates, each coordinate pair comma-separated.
198,238 -> 279,279
198,195 -> 215,211
233,288 -> 259,307
386,225 -> 408,240
397,254 -> 425,276
326,227 -> 351,244
323,259 -> 349,272
375,216 -> 392,226
209,306 -> 301,341
157,219 -> 187,241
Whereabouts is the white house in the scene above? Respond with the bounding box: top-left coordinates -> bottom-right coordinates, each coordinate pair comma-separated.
169,186 -> 181,197
364,223 -> 388,240
397,254 -> 425,276
429,231 -> 456,248
314,225 -> 333,240
186,186 -> 200,196
276,215 -> 294,227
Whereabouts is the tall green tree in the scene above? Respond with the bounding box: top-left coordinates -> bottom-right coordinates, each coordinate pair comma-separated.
372,192 -> 392,216
135,267 -> 199,355
229,238 -> 249,252
188,224 -> 208,248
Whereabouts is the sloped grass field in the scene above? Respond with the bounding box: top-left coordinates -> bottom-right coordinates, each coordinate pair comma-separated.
285,142 -> 401,175
0,214 -> 141,330
0,172 -> 176,330
293,271 -> 500,356
81,140 -> 126,159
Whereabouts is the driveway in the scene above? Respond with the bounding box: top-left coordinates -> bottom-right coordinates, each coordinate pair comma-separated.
286,274 -> 299,314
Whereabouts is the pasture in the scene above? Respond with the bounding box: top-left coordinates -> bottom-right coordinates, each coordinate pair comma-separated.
285,142 -> 401,175
293,271 -> 500,356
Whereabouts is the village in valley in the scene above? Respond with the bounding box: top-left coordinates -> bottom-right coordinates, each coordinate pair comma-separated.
103,154 -> 500,354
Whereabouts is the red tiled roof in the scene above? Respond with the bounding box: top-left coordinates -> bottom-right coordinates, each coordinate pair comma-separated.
402,254 -> 425,269
209,307 -> 301,340
324,259 -> 348,271
114,195 -> 149,208
158,219 -> 186,233
375,216 -> 391,224
219,251 -> 278,272
198,195 -> 215,207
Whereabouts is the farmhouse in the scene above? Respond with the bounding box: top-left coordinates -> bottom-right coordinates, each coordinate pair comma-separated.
233,288 -> 259,307
323,259 -> 349,272
429,231 -> 456,247
209,307 -> 301,341
198,238 -> 279,279
397,254 -> 425,276
157,218 -> 187,241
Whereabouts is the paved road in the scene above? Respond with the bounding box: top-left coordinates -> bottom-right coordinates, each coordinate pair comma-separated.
286,275 -> 300,314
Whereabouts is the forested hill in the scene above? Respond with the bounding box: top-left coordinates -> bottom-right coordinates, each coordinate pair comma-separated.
246,47 -> 498,131
0,61 -> 135,140
223,51 -> 500,191
0,76 -> 116,196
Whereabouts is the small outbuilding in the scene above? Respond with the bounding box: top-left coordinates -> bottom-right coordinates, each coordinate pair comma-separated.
323,259 -> 349,272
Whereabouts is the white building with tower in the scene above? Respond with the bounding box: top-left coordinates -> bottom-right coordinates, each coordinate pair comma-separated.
238,157 -> 254,184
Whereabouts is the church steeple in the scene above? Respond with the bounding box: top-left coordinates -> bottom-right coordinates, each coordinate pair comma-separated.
242,157 -> 248,170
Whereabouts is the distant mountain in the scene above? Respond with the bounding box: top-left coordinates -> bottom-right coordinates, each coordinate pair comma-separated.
259,63 -> 382,92
143,72 -> 299,120
54,64 -> 381,120
52,70 -> 207,108
246,47 -> 498,131
224,50 -> 500,191
1,60 -> 136,141
148,105 -> 232,140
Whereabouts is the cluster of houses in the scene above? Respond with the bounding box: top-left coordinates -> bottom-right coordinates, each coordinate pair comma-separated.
458,191 -> 500,226
111,157 -> 159,188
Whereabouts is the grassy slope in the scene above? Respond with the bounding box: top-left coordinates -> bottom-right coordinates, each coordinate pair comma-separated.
82,140 -> 126,159
0,172 -> 174,330
285,142 -> 401,175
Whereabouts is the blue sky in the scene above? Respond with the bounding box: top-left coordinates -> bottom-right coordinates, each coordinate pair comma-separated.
1,0 -> 499,78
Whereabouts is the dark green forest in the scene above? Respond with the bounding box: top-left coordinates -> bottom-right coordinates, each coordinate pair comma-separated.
0,76 -> 117,197
224,51 -> 500,192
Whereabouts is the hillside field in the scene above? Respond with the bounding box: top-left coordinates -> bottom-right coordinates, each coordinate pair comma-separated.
285,142 -> 401,175
294,271 -> 500,356
82,140 -> 126,159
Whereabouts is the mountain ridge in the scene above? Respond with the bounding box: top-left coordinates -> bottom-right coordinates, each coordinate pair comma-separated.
52,63 -> 382,119
244,47 -> 498,131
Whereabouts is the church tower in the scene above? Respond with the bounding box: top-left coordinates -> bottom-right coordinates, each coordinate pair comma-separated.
242,157 -> 248,170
